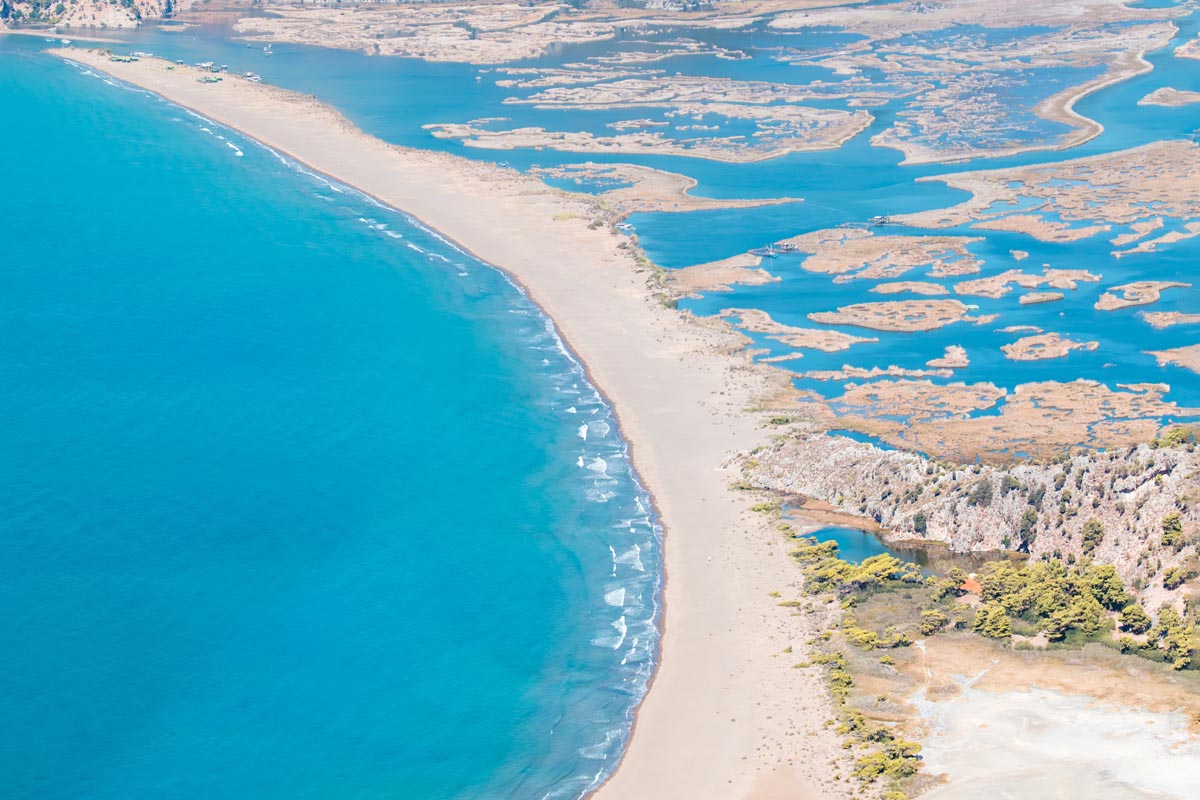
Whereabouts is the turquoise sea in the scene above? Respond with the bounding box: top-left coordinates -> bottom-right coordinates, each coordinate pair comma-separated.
7,0 -> 1200,795
0,39 -> 659,799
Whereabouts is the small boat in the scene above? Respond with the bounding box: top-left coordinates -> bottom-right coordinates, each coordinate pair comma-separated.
244,72 -> 262,83
615,222 -> 635,232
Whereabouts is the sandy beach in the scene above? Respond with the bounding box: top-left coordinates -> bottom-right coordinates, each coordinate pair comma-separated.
56,51 -> 854,798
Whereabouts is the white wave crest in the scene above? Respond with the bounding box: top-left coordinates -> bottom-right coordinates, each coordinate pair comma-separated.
613,544 -> 644,572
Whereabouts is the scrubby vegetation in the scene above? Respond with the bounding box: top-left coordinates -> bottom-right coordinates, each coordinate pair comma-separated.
787,530 -> 1200,797
972,558 -> 1200,667
791,539 -> 927,796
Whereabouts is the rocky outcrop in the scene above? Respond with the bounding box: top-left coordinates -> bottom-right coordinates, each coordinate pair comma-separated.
746,423 -> 1200,609
5,0 -> 180,29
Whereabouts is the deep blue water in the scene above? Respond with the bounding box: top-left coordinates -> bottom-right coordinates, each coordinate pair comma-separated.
0,41 -> 659,800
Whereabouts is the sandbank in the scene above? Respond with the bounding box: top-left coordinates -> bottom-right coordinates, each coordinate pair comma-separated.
529,162 -> 801,216
1001,332 -> 1099,361
1148,343 -> 1200,374
1138,86 -> 1200,106
926,345 -> 969,369
667,254 -> 779,296
778,228 -> 982,281
721,307 -> 878,352
1140,310 -> 1200,329
56,49 -> 855,799
953,268 -> 1099,299
808,299 -> 985,333
902,140 -> 1200,269
871,281 -> 949,296
0,27 -> 127,43
1095,280 -> 1190,311
1018,291 -> 1064,305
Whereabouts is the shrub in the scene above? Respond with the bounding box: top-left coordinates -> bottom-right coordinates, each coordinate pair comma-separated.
1027,484 -> 1046,509
1119,603 -> 1152,634
1020,508 -> 1038,543
1164,563 -> 1198,590
1163,512 -> 1184,548
920,608 -> 949,636
853,740 -> 923,782
973,602 -> 1012,639
1081,518 -> 1104,554
967,479 -> 994,507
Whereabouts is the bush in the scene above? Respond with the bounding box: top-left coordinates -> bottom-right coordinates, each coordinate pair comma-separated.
920,608 -> 949,636
967,479 -> 994,507
1152,606 -> 1196,670
1164,562 -> 1198,590
853,740 -> 922,782
973,602 -> 1011,639
1027,484 -> 1046,508
1163,512 -> 1184,548
1019,508 -> 1038,543
912,512 -> 927,535
1120,603 -> 1152,634
1081,518 -> 1104,554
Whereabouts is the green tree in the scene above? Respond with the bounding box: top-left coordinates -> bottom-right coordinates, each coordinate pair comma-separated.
1083,564 -> 1129,610
968,479 -> 994,507
1020,508 -> 1038,543
1163,512 -> 1184,548
1119,603 -> 1152,634
1081,518 -> 1104,554
1152,606 -> 1195,670
920,609 -> 949,636
1066,593 -> 1106,637
973,602 -> 1012,639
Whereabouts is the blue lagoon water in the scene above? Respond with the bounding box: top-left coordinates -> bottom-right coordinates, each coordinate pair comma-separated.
0,41 -> 659,799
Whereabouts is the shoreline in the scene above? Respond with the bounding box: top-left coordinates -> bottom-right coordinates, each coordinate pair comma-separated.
0,27 -> 130,44
55,50 -> 855,798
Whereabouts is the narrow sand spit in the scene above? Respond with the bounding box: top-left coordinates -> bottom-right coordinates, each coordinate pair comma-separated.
56,51 -> 854,798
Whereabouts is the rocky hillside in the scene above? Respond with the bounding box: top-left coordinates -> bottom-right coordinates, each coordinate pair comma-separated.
2,0 -> 179,28
747,422 -> 1200,611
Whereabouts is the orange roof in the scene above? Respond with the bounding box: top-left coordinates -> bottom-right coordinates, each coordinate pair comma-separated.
960,578 -> 983,595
